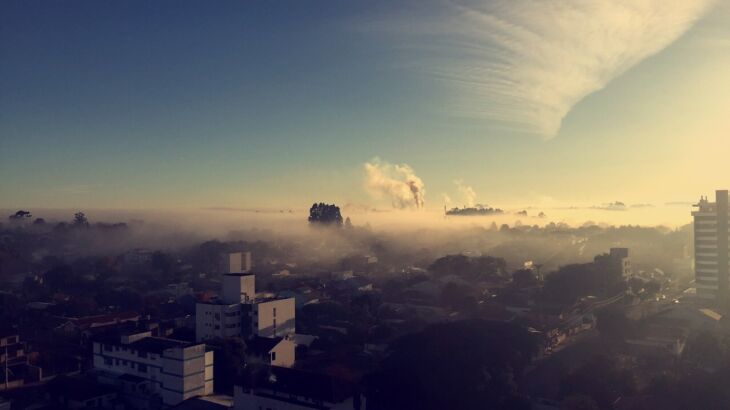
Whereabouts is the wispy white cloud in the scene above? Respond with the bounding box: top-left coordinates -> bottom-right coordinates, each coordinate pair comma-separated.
373,0 -> 716,137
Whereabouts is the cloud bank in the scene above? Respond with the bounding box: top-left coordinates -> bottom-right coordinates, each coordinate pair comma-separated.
364,158 -> 426,209
379,0 -> 715,137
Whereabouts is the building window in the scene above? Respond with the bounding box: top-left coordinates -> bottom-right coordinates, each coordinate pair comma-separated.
138,351 -> 147,358
104,357 -> 113,365
139,364 -> 147,373
270,352 -> 276,362
273,308 -> 276,318
104,344 -> 112,352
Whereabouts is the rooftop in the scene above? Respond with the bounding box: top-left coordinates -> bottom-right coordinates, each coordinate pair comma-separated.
93,330 -> 194,354
127,337 -> 192,353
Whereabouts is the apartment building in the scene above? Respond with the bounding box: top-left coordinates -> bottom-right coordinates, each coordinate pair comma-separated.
196,268 -> 295,342
692,190 -> 729,302
92,330 -> 214,406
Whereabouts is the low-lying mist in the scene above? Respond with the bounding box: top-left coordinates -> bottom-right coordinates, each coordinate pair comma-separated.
1,205 -> 693,280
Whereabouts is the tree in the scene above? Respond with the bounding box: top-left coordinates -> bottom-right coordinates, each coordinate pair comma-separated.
308,203 -> 343,226
628,277 -> 645,295
33,217 -> 46,225
205,337 -> 247,394
344,217 -> 353,229
8,210 -> 32,221
512,269 -> 539,288
73,211 -> 89,226
366,320 -> 541,410
644,280 -> 661,297
560,355 -> 636,409
561,395 -> 600,410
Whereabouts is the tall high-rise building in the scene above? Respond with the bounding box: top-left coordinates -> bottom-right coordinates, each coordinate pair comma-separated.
692,190 -> 729,302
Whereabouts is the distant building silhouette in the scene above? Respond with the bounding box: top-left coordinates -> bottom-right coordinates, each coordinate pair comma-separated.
692,190 -> 729,302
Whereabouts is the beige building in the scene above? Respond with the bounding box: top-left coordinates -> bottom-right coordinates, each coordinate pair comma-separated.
196,272 -> 295,342
224,252 -> 252,274
692,190 -> 730,302
92,331 -> 214,406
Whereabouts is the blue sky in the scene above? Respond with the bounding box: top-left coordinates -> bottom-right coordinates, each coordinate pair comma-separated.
2,0 -> 729,221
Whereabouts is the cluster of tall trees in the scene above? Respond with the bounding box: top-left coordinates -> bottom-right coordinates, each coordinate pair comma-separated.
308,202 -> 344,226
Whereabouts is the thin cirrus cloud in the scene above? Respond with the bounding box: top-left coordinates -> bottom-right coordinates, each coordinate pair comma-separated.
373,0 -> 716,138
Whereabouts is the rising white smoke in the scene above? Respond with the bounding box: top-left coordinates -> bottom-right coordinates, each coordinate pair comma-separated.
454,179 -> 477,207
364,158 -> 425,210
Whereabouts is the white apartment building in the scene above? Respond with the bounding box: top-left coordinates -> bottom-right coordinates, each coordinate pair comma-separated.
196,272 -> 295,342
224,252 -> 252,274
196,302 -> 244,341
692,190 -> 729,302
92,331 -> 214,407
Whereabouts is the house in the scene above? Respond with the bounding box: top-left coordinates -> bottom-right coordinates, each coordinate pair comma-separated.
92,330 -> 214,406
245,336 -> 296,368
55,312 -> 141,337
233,366 -> 364,410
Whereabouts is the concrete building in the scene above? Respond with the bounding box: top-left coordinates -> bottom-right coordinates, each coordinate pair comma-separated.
196,274 -> 295,342
221,273 -> 255,305
92,330 -> 214,407
594,248 -> 631,278
240,298 -> 296,339
245,336 -> 296,368
196,302 -> 246,341
692,190 -> 729,302
224,252 -> 252,274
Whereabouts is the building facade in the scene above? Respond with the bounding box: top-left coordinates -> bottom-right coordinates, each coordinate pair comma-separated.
692,190 -> 730,302
92,331 -> 214,406
224,252 -> 252,274
196,273 -> 295,342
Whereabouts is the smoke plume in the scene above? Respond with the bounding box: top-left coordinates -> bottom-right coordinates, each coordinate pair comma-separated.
455,180 -> 477,207
364,158 -> 425,209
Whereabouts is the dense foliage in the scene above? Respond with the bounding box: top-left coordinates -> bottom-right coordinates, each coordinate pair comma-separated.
308,203 -> 344,226
366,320 -> 540,410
